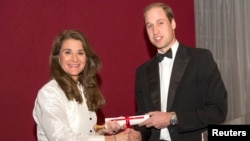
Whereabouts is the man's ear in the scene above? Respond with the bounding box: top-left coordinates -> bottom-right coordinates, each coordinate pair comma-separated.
171,18 -> 176,29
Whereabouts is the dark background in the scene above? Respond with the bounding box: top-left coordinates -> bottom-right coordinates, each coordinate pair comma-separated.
0,0 -> 195,140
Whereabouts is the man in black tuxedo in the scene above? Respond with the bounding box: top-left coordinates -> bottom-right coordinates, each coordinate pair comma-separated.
131,2 -> 228,141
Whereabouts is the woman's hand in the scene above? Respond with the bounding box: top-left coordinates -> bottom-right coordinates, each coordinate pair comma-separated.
103,120 -> 125,135
125,128 -> 142,141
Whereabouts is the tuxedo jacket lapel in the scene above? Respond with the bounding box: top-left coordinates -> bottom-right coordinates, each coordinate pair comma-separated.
167,45 -> 190,111
146,57 -> 161,111
145,45 -> 190,112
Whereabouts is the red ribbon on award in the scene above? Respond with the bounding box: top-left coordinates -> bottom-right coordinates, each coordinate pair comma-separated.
105,114 -> 150,128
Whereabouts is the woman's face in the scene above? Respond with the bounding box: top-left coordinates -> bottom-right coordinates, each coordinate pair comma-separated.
59,39 -> 87,81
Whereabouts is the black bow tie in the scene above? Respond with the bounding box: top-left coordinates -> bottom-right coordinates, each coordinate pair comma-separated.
157,48 -> 172,62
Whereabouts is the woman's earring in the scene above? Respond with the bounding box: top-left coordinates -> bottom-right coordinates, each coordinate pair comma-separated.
89,58 -> 95,67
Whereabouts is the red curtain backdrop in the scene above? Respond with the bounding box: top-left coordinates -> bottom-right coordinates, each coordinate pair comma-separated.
0,0 -> 195,140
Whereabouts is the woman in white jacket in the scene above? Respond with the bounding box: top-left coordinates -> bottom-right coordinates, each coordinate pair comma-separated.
33,30 -> 128,141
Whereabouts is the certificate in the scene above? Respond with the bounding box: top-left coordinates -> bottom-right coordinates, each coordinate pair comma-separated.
105,114 -> 150,127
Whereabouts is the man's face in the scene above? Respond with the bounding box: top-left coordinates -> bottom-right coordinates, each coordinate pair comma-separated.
145,7 -> 176,53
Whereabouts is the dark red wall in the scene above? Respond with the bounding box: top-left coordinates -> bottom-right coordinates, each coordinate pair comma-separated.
0,0 -> 195,140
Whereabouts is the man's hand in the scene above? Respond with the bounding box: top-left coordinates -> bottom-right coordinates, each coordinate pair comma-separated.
138,111 -> 171,129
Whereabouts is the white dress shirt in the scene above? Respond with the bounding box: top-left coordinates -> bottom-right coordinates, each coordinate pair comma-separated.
33,79 -> 104,141
159,41 -> 179,141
